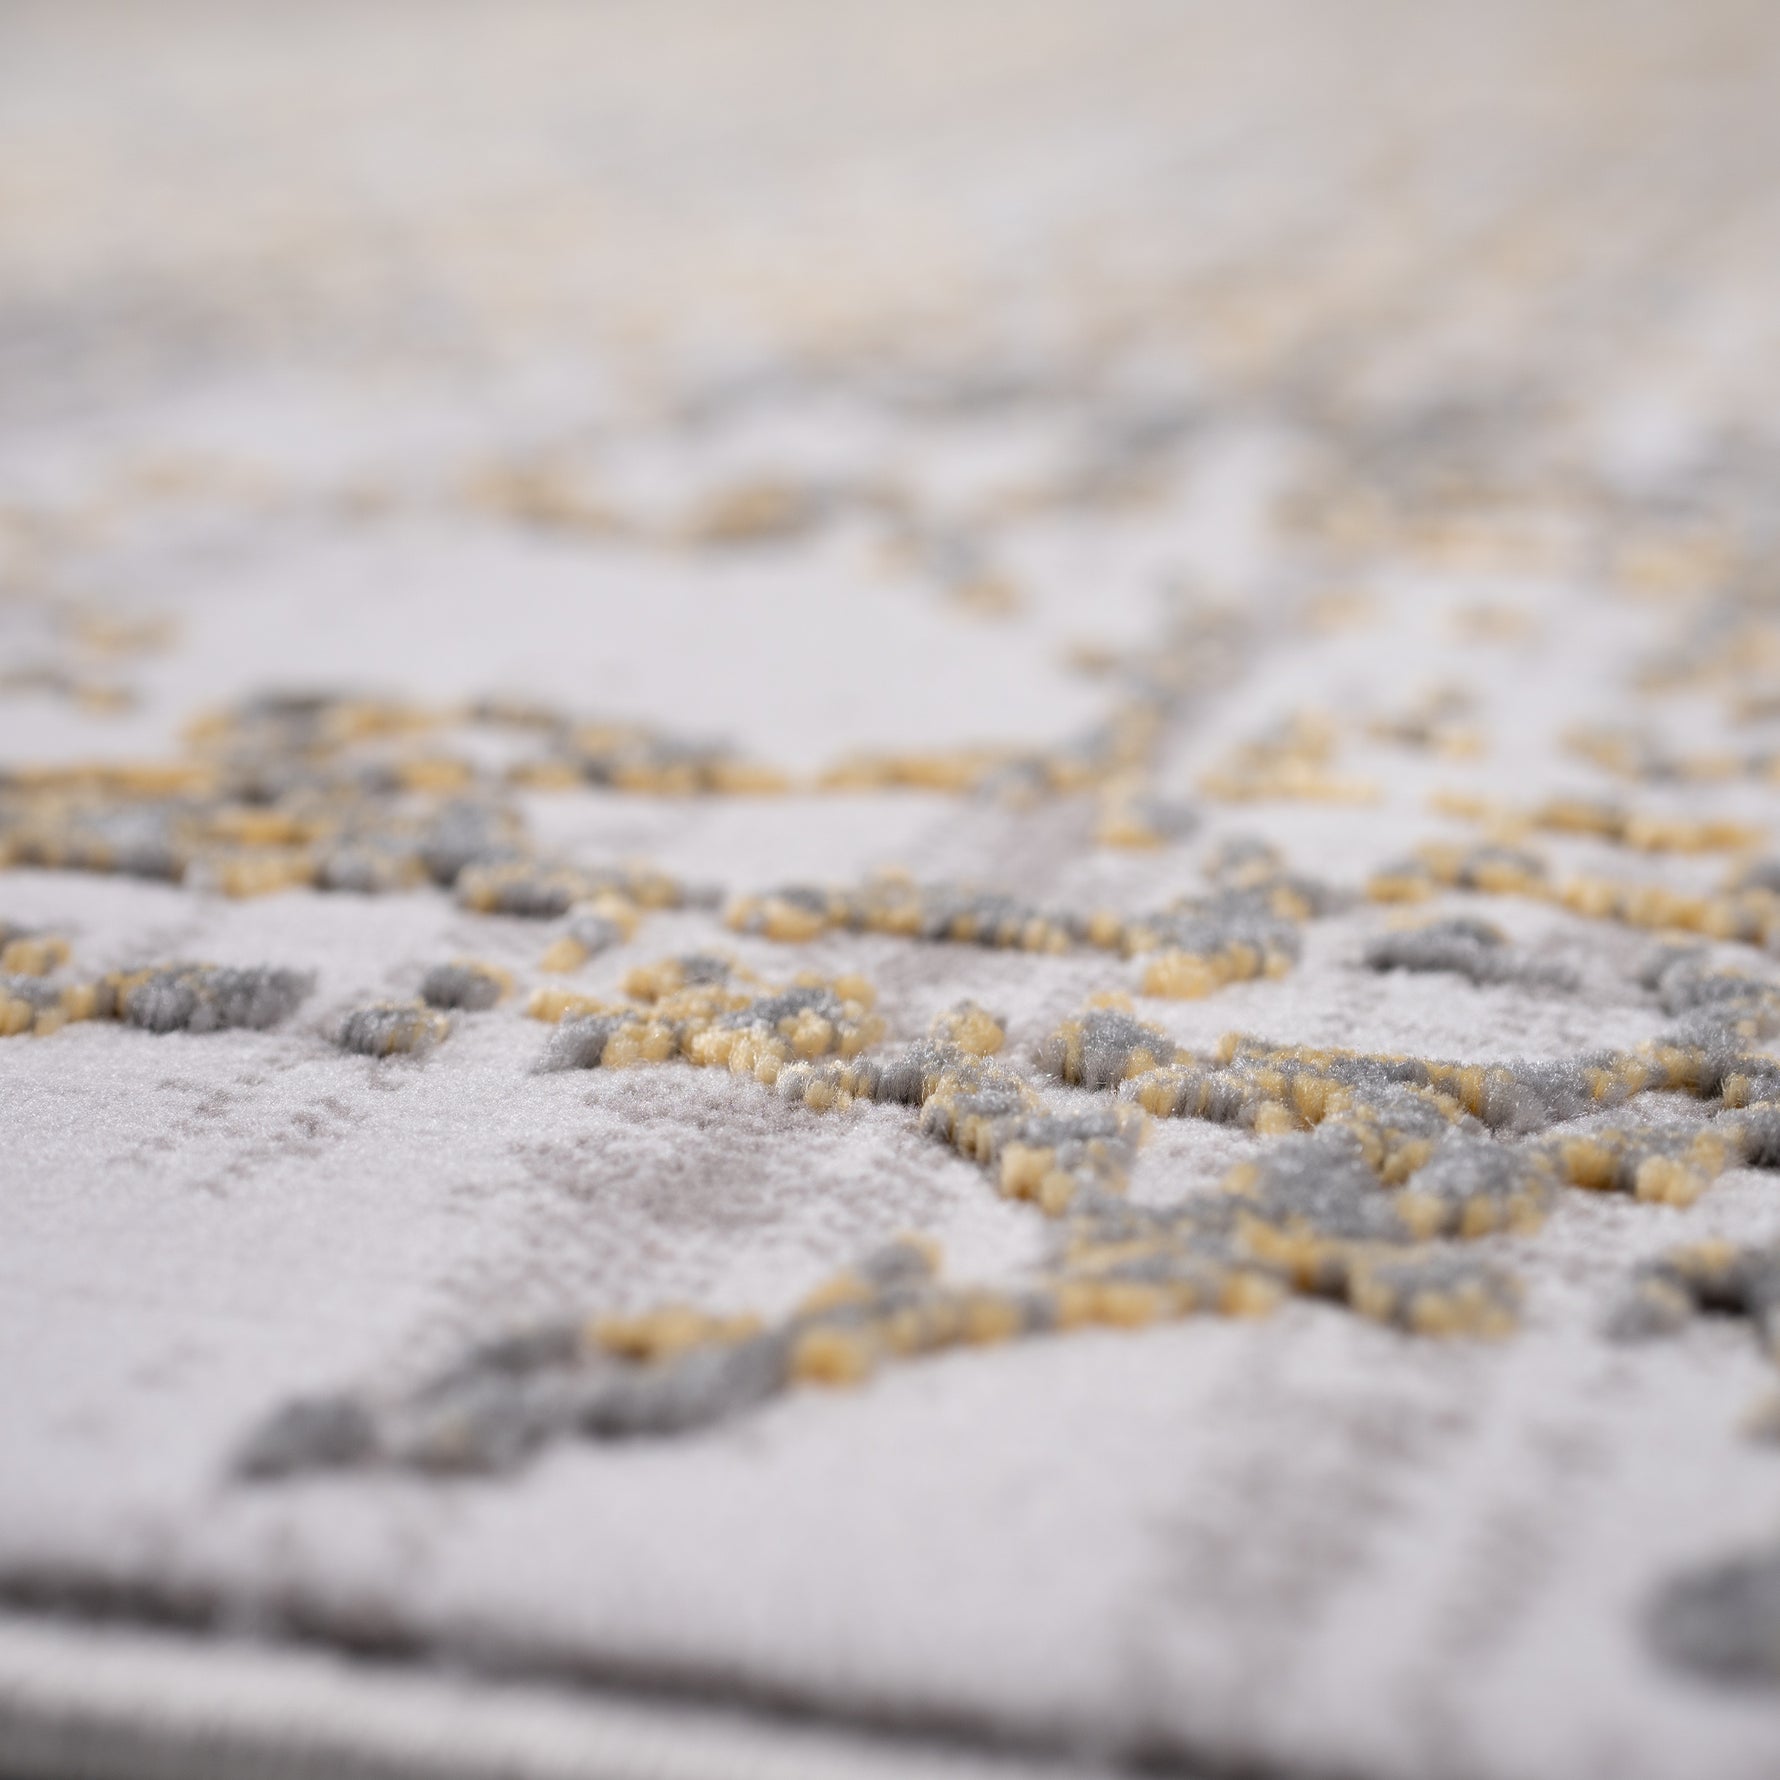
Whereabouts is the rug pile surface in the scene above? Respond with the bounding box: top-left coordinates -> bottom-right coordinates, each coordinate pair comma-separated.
6,4 -> 1780,1777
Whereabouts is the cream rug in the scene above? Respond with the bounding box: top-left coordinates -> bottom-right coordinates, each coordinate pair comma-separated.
6,4 -> 1780,1776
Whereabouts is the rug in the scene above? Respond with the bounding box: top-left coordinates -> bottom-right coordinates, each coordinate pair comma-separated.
6,3 -> 1780,1776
